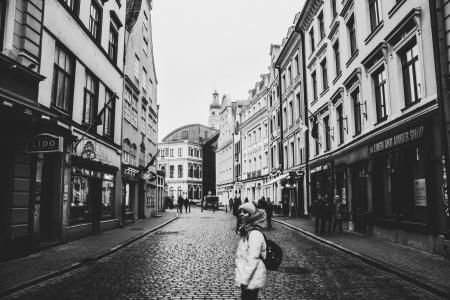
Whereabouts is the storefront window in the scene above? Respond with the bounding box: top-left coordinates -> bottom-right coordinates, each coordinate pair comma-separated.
101,173 -> 115,220
71,175 -> 91,225
372,145 -> 428,223
124,183 -> 131,210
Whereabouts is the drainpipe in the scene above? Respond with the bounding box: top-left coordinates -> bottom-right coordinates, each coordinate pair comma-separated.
276,67 -> 284,172
429,0 -> 450,237
296,28 -> 310,215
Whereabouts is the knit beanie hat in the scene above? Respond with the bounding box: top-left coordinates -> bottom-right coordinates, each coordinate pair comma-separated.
239,202 -> 256,215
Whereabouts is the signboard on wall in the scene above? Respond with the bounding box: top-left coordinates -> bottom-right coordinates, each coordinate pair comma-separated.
414,178 -> 427,206
27,134 -> 63,153
368,125 -> 425,155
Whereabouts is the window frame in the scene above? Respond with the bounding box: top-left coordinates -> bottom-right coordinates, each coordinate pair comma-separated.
369,0 -> 382,32
82,70 -> 99,126
108,23 -> 118,64
51,42 -> 75,114
102,88 -> 115,139
347,15 -> 357,56
373,66 -> 388,121
351,89 -> 362,136
321,58 -> 328,90
401,40 -> 422,106
89,0 -> 102,42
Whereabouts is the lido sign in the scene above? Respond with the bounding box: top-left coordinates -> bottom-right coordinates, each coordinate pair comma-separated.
27,134 -> 63,153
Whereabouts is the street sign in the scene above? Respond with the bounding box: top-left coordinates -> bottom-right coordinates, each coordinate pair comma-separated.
27,134 -> 63,153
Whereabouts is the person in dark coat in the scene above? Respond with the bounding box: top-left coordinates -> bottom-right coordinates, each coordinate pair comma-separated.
310,197 -> 322,235
324,194 -> 334,234
184,197 -> 190,213
244,197 -> 249,203
266,198 -> 274,229
177,196 -> 183,213
333,195 -> 344,233
258,197 -> 267,210
229,198 -> 233,213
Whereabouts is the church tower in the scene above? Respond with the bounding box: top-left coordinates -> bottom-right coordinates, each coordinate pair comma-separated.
208,90 -> 221,130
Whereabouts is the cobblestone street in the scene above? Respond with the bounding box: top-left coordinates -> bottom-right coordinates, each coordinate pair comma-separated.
6,208 -> 440,299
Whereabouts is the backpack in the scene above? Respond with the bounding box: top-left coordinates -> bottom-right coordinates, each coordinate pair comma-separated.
252,229 -> 283,271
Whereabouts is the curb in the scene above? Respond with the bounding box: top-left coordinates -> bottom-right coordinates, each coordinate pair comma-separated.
0,215 -> 179,297
273,219 -> 450,299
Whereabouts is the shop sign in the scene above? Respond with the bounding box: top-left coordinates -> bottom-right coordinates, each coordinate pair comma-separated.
27,134 -> 63,153
81,141 -> 96,159
310,163 -> 331,174
414,178 -> 427,206
369,125 -> 425,155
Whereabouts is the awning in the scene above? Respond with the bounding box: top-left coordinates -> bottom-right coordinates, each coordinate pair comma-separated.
261,173 -> 289,187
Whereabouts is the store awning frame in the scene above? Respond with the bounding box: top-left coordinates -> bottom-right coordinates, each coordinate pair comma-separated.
261,173 -> 289,187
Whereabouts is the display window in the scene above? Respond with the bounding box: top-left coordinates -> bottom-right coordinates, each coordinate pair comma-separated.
71,176 -> 91,225
101,173 -> 115,220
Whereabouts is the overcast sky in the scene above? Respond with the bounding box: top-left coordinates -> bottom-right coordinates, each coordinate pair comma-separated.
152,0 -> 305,141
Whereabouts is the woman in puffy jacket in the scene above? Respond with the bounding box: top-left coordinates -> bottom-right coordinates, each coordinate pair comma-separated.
235,202 -> 267,300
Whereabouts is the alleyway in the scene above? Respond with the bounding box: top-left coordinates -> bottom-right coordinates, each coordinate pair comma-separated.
4,208 -> 440,299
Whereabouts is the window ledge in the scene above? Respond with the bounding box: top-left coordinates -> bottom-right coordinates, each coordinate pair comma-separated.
373,116 -> 388,126
364,22 -> 384,45
352,132 -> 361,138
346,50 -> 359,68
401,99 -> 421,112
388,0 -> 407,19
332,72 -> 342,84
320,87 -> 329,97
311,98 -> 319,106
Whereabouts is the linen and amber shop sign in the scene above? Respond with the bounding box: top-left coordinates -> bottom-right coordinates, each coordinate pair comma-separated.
369,125 -> 425,155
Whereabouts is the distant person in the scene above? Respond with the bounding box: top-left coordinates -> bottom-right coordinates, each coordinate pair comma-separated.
266,198 -> 274,229
244,197 -> 249,203
184,197 -> 190,213
229,198 -> 234,213
324,194 -> 333,234
177,196 -> 183,214
333,195 -> 344,233
235,202 -> 267,300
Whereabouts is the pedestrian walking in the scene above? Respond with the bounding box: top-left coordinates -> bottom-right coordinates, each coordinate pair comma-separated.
244,197 -> 249,203
235,202 -> 267,300
324,194 -> 334,234
258,197 -> 267,210
333,195 -> 344,233
266,198 -> 274,229
177,196 -> 183,214
229,198 -> 234,213
184,197 -> 190,213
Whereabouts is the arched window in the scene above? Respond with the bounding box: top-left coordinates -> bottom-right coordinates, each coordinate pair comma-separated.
130,144 -> 137,165
139,143 -> 145,166
188,163 -> 193,177
194,164 -> 199,178
189,185 -> 194,199
253,157 -> 257,172
160,165 -> 166,171
259,155 -> 262,170
177,186 -> 182,197
198,165 -> 202,178
169,165 -> 174,178
123,139 -> 131,164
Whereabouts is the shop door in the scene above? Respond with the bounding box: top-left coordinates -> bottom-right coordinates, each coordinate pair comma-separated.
89,177 -> 102,234
282,188 -> 290,216
351,162 -> 368,233
138,181 -> 145,219
39,154 -> 58,242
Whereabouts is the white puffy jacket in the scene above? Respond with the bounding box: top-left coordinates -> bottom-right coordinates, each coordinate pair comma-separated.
235,230 -> 267,290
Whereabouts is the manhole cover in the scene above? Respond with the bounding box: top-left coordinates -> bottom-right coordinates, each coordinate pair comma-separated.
155,231 -> 180,235
129,228 -> 143,231
279,266 -> 312,275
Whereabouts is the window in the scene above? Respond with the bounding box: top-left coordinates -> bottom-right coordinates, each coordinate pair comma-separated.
140,104 -> 146,133
142,68 -> 147,92
89,1 -> 101,41
296,92 -> 303,119
312,71 -> 317,100
62,0 -> 78,12
401,41 -> 422,106
289,101 -> 293,125
52,43 -> 74,112
188,163 -> 193,177
134,55 -> 140,81
294,55 -> 300,76
131,96 -> 138,128
310,28 -> 315,53
124,88 -> 132,122
369,0 -> 382,31
288,66 -> 292,83
333,41 -> 341,75
323,116 -> 331,151
170,149 -> 174,157
160,149 -> 165,157
318,12 -> 325,39
331,0 -> 337,18
336,104 -> 344,144
282,74 -> 286,93
178,165 -> 183,178
83,71 -> 98,125
102,89 -> 115,138
178,148 -> 182,157
108,24 -> 118,63
290,142 -> 295,167
139,144 -> 145,166
130,144 -> 137,165
182,131 -> 188,139
373,67 -> 387,121
348,15 -> 357,56
352,89 -> 362,135
283,107 -> 287,129
321,59 -> 328,90
170,165 -> 174,178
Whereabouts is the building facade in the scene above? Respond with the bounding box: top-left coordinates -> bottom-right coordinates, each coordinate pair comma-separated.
298,0 -> 445,255
0,0 -> 127,259
122,0 -> 159,223
240,75 -> 270,203
274,20 -> 307,217
158,124 -> 218,203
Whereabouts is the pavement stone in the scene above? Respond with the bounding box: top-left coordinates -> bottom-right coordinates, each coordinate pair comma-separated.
0,210 -> 178,296
3,207 -> 443,299
273,216 -> 450,297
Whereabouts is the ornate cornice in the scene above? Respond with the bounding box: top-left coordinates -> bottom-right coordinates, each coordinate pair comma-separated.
296,0 -> 324,32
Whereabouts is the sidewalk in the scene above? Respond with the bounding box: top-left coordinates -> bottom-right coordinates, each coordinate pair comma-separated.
273,216 -> 450,298
0,210 -> 178,297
